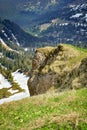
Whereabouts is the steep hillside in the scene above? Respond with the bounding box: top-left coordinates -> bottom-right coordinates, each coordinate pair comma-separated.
0,40 -> 32,71
28,44 -> 87,96
0,18 -> 39,48
0,35 -> 32,101
0,38 -> 31,102
0,88 -> 87,129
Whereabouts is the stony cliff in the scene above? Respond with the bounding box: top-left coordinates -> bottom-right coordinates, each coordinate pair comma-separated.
28,44 -> 87,96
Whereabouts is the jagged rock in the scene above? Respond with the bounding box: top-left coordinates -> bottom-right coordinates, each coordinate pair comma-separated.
28,44 -> 87,96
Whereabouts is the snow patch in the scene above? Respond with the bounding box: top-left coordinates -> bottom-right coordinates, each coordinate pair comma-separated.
73,5 -> 80,11
4,32 -> 8,38
12,33 -> 17,40
0,52 -> 3,58
85,14 -> 87,18
85,14 -> 87,22
70,13 -> 82,18
1,30 -> 5,33
12,71 -> 29,96
8,89 -> 19,94
0,74 -> 11,89
12,33 -> 20,46
24,48 -> 28,51
0,71 -> 30,104
59,23 -> 69,26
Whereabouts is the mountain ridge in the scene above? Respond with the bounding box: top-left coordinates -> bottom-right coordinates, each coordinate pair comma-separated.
28,44 -> 87,96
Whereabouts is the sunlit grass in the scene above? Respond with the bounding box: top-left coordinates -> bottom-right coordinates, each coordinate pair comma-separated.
63,44 -> 87,67
0,88 -> 87,130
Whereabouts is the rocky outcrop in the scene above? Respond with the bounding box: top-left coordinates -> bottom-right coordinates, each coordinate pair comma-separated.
28,44 -> 87,96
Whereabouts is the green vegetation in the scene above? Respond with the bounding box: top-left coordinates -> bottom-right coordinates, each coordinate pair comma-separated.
0,85 -> 24,99
0,88 -> 12,99
40,44 -> 87,74
64,44 -> 87,53
63,44 -> 87,67
0,88 -> 87,130
0,43 -> 33,72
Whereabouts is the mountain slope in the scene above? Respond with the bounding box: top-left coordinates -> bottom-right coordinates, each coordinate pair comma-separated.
0,88 -> 87,129
0,0 -> 87,47
28,44 -> 87,96
0,40 -> 33,72
39,2 -> 87,46
0,19 -> 39,48
0,39 -> 31,103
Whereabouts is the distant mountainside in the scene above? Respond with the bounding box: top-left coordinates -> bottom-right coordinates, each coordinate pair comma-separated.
0,19 -> 39,48
39,1 -> 87,46
0,0 -> 87,47
0,28 -> 33,73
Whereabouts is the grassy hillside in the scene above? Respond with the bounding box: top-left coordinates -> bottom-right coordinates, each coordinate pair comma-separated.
64,44 -> 87,67
0,88 -> 87,130
28,44 -> 87,96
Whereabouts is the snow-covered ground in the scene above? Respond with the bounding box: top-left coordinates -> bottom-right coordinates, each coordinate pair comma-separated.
0,74 -> 11,89
0,70 -> 30,104
70,13 -> 82,18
